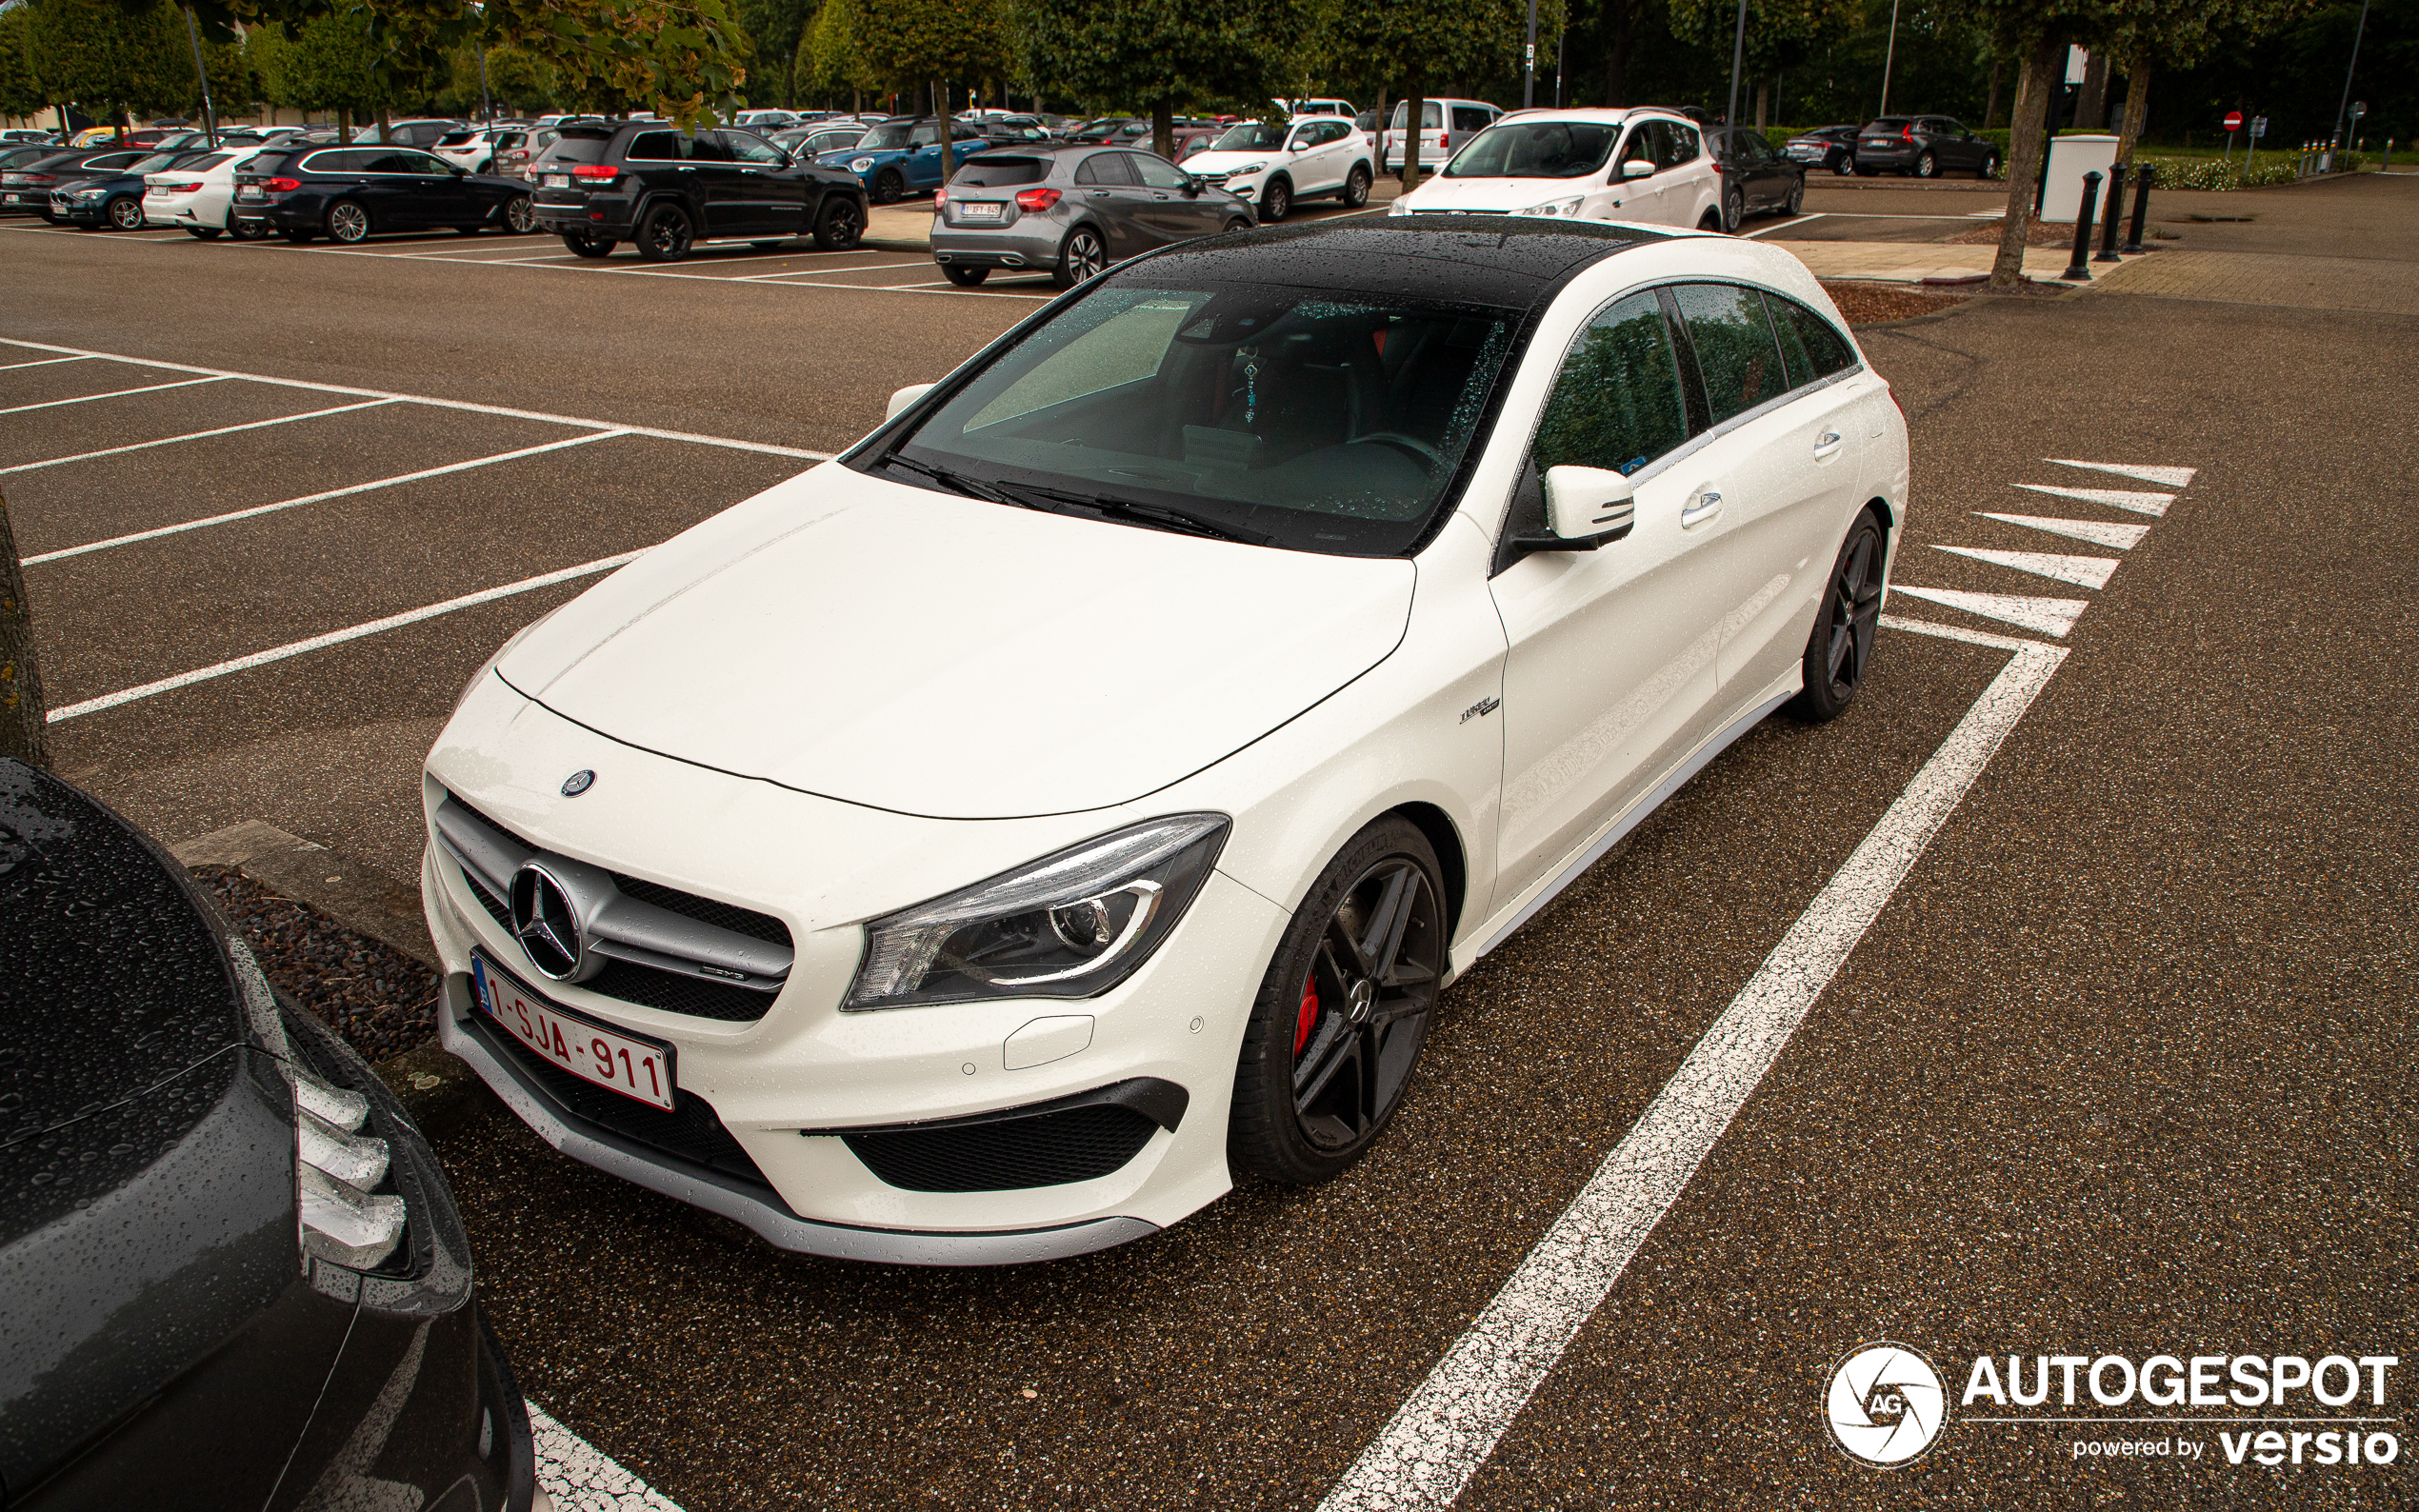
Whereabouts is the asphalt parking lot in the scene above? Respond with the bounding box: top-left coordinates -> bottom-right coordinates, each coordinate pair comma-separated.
8,172 -> 2416,1509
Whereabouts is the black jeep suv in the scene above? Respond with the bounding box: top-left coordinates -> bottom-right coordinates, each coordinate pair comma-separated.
529,122 -> 868,261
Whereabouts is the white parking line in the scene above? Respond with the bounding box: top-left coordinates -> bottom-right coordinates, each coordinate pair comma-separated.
529,1401 -> 684,1511
0,354 -> 93,372
24,430 -> 629,565
0,399 -> 395,477
730,261 -> 932,280
0,375 -> 228,415
0,338 -> 829,461
1319,617 -> 2068,1512
1740,213 -> 1826,238
46,548 -> 643,723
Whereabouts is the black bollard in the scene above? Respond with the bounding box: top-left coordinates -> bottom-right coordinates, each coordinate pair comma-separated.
2095,164 -> 2125,262
2123,163 -> 2152,254
2062,170 -> 2101,281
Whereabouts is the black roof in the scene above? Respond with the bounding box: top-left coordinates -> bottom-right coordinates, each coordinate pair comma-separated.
1125,215 -> 1672,312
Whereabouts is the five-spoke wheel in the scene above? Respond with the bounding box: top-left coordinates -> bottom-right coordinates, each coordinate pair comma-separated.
1230,817 -> 1446,1183
1790,508 -> 1887,722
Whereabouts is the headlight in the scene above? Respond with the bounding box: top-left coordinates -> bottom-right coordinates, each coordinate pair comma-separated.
1388,199 -> 1413,216
1523,195 -> 1586,218
846,814 -> 1228,1010
1229,162 -> 1266,178
850,156 -> 876,172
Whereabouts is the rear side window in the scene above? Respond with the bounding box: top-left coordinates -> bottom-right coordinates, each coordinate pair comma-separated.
627,131 -> 687,161
298,149 -> 377,173
1452,107 -> 1491,134
1658,123 -> 1700,167
1766,294 -> 1856,382
722,131 -> 784,165
952,156 -> 1049,188
1673,283 -> 1785,426
1073,152 -> 1134,187
1531,290 -> 1690,477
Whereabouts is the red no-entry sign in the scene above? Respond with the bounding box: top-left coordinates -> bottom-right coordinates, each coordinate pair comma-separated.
2225,110 -> 2245,131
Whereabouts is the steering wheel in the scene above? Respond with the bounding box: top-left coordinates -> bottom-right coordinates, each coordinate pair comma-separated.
1349,432 -> 1442,468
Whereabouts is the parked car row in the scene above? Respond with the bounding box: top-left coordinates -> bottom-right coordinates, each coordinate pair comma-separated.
1785,115 -> 2000,177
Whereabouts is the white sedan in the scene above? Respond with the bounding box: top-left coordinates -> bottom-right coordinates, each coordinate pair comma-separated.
421,216 -> 1907,1265
143,145 -> 278,238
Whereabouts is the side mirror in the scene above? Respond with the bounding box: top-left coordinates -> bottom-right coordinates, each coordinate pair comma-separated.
886,382 -> 934,420
1621,159 -> 1656,180
1540,466 -> 1636,547
1184,175 -> 1204,194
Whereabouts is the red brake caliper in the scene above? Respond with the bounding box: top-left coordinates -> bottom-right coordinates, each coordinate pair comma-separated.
1294,976 -> 1319,1056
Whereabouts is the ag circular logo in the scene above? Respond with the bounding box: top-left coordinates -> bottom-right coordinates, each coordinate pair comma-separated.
1826,1343 -> 1947,1466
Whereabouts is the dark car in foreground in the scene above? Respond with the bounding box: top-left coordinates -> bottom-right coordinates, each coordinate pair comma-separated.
0,760 -> 532,1511
1709,126 -> 1806,229
0,149 -> 149,218
1782,125 -> 1859,175
930,144 -> 1254,287
530,121 -> 868,259
230,144 -> 537,242
1852,115 -> 1998,178
49,147 -> 223,229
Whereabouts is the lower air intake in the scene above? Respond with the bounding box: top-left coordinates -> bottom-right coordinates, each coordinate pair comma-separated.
830,1079 -> 1188,1193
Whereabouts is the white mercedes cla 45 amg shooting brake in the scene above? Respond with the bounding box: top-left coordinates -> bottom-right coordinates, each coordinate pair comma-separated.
423,216 -> 1908,1264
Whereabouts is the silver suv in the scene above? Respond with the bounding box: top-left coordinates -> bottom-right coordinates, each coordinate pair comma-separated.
930,145 -> 1255,288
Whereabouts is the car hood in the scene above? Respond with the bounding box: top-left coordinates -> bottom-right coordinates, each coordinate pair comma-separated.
1184,149 -> 1282,173
1398,176 -> 1607,212
498,465 -> 1416,820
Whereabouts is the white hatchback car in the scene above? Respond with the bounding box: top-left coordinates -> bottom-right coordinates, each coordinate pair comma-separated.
422,217 -> 1906,1265
142,145 -> 278,237
1182,115 -> 1374,221
1391,108 -> 1723,231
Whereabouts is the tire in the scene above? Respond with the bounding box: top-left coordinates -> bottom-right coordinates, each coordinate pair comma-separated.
325,199 -> 370,243
1224,217 -> 1251,235
505,193 -> 534,234
1781,178 -> 1805,216
1259,177 -> 1291,222
282,227 -> 315,243
941,263 -> 988,286
1051,225 -> 1107,288
1723,186 -> 1745,233
1229,816 -> 1449,1184
634,201 -> 693,262
106,196 -> 143,231
1789,508 -> 1888,723
561,231 -> 615,258
1341,164 -> 1370,209
229,218 -> 268,242
1915,150 -> 1939,179
186,225 -> 223,240
1698,209 -> 1724,232
1829,149 -> 1852,176
871,169 -> 904,206
812,194 -> 864,249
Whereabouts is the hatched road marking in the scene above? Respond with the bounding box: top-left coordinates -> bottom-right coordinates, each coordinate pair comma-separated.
0,374 -> 229,414
0,398 -> 397,477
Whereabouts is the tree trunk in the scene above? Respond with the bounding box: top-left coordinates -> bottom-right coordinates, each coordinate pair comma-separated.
2114,64 -> 2150,164
0,487 -> 50,768
1984,59 -> 2003,129
338,107 -> 351,145
1604,1 -> 1635,107
2076,50 -> 2109,130
1401,81 -> 1426,190
1151,97 -> 1173,163
1990,34 -> 2062,291
1753,81 -> 1769,130
377,105 -> 391,144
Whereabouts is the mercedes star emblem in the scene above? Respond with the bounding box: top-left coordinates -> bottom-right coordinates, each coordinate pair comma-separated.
561,769 -> 595,797
509,865 -> 585,980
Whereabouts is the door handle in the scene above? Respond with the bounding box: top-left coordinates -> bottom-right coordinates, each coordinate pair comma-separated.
675,165 -> 695,172
1812,429 -> 1844,460
1681,489 -> 1723,528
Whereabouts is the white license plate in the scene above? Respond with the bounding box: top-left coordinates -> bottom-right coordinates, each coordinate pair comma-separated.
959,201 -> 1003,221
474,954 -> 676,1110
543,173 -> 569,188
237,186 -> 263,200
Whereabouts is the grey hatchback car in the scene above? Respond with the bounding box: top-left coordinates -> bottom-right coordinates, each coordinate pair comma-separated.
930,145 -> 1254,288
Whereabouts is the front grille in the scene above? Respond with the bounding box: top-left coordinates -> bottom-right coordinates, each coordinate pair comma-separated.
441,793 -> 789,1024
473,1013 -> 772,1187
828,1079 -> 1187,1193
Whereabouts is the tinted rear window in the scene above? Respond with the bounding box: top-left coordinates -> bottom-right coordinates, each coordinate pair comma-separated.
537,129 -> 613,167
951,156 -> 1049,188
1866,118 -> 1911,132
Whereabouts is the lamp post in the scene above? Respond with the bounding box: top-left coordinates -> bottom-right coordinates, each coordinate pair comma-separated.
1523,0 -> 1538,109
2331,0 -> 2370,156
181,7 -> 217,147
1724,0 -> 1749,131
1878,0 -> 1901,116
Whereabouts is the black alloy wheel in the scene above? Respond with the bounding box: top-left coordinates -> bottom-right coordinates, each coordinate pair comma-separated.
1782,178 -> 1805,215
635,202 -> 692,262
505,193 -> 534,233
813,194 -> 864,249
106,195 -> 143,230
186,224 -> 222,240
872,168 -> 905,205
325,199 -> 370,243
1916,149 -> 1939,178
942,263 -> 989,286
1229,816 -> 1448,1184
1724,185 -> 1746,232
1260,177 -> 1291,222
560,229 -> 615,258
1342,165 -> 1370,209
1052,226 -> 1107,288
1790,507 -> 1887,723
1829,149 -> 1852,175
230,217 -> 267,241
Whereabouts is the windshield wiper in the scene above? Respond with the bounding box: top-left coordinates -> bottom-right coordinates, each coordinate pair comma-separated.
879,453 -> 1030,507
989,481 -> 1270,546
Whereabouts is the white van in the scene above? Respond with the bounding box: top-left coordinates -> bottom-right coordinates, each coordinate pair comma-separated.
1381,98 -> 1501,171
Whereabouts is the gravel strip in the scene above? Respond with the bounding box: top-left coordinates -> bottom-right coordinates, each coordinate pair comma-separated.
197,865 -> 439,1064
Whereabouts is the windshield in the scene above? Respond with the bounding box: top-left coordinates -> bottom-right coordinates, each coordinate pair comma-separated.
1211,123 -> 1283,152
1445,121 -> 1621,179
858,121 -> 919,150
860,281 -> 1519,557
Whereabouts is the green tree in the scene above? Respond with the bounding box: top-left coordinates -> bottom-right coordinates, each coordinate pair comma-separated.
1668,0 -> 1860,124
801,0 -> 875,107
736,0 -> 815,105
251,10 -> 389,134
1009,0 -> 1309,161
1325,0 -> 1524,188
855,0 -> 1006,174
1,5 -> 52,123
2100,0 -> 2308,165
24,0 -> 190,136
